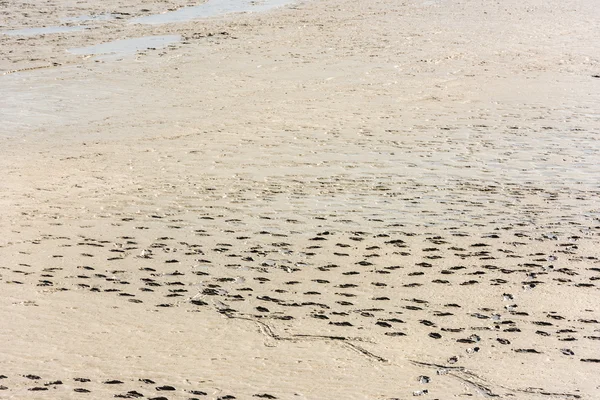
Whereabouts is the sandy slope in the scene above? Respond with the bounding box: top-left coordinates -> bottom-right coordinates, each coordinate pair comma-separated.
1,0 -> 599,399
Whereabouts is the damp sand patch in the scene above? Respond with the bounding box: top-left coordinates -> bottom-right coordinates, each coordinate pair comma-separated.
1,26 -> 87,36
61,14 -> 117,23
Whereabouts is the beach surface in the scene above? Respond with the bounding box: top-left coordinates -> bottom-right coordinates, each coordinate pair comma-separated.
1,0 -> 599,398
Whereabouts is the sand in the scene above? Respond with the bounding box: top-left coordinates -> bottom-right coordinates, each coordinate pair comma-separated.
1,0 -> 599,398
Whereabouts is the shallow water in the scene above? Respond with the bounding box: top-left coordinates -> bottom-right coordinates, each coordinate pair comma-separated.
130,0 -> 294,25
1,26 -> 87,36
68,35 -> 181,56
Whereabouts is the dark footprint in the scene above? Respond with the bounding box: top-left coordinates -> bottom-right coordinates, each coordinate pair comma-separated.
329,321 -> 353,326
514,349 -> 542,354
116,391 -> 145,398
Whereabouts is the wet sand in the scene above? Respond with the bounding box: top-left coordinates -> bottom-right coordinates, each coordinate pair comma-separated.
1,0 -> 600,398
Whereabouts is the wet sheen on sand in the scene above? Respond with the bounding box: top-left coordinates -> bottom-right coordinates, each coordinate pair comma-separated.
130,0 -> 295,24
68,35 -> 181,56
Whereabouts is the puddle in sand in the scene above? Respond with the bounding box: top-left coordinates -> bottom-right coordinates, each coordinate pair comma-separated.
68,35 -> 181,57
1,26 -> 87,36
61,13 -> 116,23
130,0 -> 294,24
